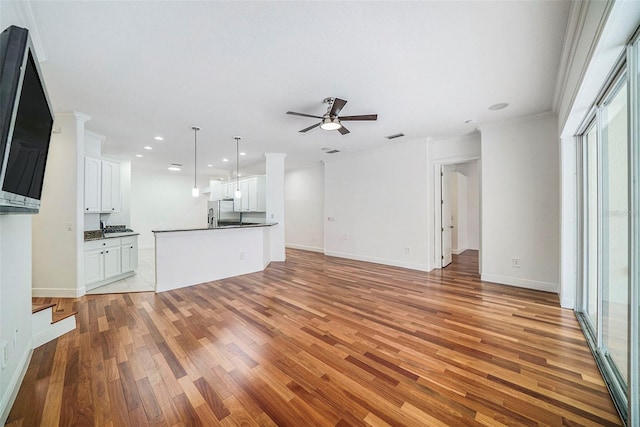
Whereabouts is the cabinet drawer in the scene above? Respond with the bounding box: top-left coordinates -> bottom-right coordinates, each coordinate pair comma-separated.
120,236 -> 136,245
85,238 -> 120,251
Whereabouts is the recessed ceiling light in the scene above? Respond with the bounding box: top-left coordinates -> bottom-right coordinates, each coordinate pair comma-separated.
135,154 -> 143,158
207,164 -> 213,167
240,152 -> 246,156
488,103 -> 509,111
222,158 -> 229,162
464,119 -> 477,124
168,167 -> 180,171
154,136 -> 164,141
144,146 -> 153,150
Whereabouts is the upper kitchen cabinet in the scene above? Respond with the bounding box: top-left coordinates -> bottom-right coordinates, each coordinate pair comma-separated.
101,160 -> 121,212
84,156 -> 121,213
232,176 -> 266,212
84,156 -> 101,212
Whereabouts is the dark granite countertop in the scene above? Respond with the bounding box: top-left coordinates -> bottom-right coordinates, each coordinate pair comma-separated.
152,222 -> 277,233
84,231 -> 140,241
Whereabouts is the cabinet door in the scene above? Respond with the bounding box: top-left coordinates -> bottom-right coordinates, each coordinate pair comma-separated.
84,157 -> 101,213
101,160 -> 121,212
84,248 -> 104,285
121,238 -> 138,273
240,179 -> 250,212
103,246 -> 121,279
248,178 -> 258,211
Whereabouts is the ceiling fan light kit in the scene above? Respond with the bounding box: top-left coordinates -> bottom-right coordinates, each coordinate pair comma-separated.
320,117 -> 342,130
286,97 -> 377,135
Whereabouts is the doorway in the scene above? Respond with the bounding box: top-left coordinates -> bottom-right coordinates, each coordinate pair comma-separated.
435,160 -> 481,270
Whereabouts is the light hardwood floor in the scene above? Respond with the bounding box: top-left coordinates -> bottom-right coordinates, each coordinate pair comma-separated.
10,249 -> 621,426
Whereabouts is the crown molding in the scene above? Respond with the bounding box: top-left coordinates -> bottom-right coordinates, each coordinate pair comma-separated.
12,1 -> 47,62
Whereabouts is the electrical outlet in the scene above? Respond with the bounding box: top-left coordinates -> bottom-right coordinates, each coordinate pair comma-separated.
239,252 -> 245,260
512,258 -> 521,268
66,222 -> 73,231
343,233 -> 349,240
404,247 -> 411,255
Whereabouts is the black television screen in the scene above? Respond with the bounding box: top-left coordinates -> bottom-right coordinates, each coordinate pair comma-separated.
0,25 -> 54,213
2,52 -> 53,199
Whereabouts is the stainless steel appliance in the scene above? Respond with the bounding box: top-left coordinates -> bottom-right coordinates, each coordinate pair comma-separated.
207,199 -> 241,228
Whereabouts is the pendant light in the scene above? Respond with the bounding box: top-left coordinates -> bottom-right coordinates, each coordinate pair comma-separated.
234,136 -> 242,199
191,126 -> 200,197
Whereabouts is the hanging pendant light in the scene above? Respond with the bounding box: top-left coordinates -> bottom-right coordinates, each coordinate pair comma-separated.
234,136 -> 242,199
191,126 -> 200,197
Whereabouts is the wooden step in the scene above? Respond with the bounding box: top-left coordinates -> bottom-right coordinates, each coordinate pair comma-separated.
31,302 -> 56,314
51,311 -> 77,324
31,299 -> 77,348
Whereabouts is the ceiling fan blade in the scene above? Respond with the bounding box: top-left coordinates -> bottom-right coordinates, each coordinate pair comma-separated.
330,98 -> 347,117
338,114 -> 378,121
299,122 -> 321,133
337,125 -> 350,135
287,111 -> 323,119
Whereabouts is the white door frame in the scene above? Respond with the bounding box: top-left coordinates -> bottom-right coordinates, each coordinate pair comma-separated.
432,156 -> 481,270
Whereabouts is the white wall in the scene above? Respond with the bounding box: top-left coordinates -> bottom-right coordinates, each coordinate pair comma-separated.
32,112 -> 88,297
285,162 -> 324,252
0,216 -> 33,424
480,112 -> 560,293
324,140 -> 430,271
456,160 -> 480,250
130,168 -> 210,249
451,171 -> 468,254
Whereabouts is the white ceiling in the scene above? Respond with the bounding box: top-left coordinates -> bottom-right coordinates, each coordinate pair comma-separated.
7,1 -> 570,179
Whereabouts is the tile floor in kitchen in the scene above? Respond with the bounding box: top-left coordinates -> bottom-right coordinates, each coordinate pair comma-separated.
86,247 -> 155,294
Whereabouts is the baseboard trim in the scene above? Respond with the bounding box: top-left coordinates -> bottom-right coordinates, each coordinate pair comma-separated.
452,248 -> 467,255
285,243 -> 324,253
32,287 -> 84,298
324,250 -> 431,272
32,315 -> 76,349
480,273 -> 559,293
560,297 -> 575,309
0,341 -> 33,425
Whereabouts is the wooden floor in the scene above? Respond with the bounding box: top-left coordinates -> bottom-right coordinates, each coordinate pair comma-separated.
8,249 -> 621,426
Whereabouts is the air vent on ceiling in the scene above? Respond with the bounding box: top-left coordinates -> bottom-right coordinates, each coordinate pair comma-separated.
325,150 -> 340,154
385,133 -> 405,140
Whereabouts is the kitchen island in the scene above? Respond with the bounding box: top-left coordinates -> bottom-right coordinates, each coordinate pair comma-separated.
153,223 -> 277,292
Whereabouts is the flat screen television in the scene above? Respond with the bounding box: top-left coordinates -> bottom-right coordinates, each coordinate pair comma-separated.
0,25 -> 54,214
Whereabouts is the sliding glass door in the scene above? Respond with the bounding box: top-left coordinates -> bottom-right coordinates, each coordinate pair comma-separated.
600,77 -> 629,388
576,41 -> 639,424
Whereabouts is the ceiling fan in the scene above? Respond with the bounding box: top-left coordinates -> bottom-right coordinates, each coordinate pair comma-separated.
286,97 -> 377,135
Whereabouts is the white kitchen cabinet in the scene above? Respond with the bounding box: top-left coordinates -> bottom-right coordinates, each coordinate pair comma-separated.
83,156 -> 121,213
84,236 -> 137,290
229,176 -> 266,212
101,160 -> 121,213
103,245 -> 121,279
222,182 -> 235,199
247,176 -> 266,212
121,236 -> 138,273
234,179 -> 250,212
84,156 -> 101,213
84,247 -> 104,285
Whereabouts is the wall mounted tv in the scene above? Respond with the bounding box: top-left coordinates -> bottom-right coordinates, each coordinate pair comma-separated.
0,25 -> 54,214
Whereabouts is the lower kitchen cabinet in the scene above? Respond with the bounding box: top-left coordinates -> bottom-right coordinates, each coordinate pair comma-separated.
121,236 -> 138,273
84,235 -> 138,290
